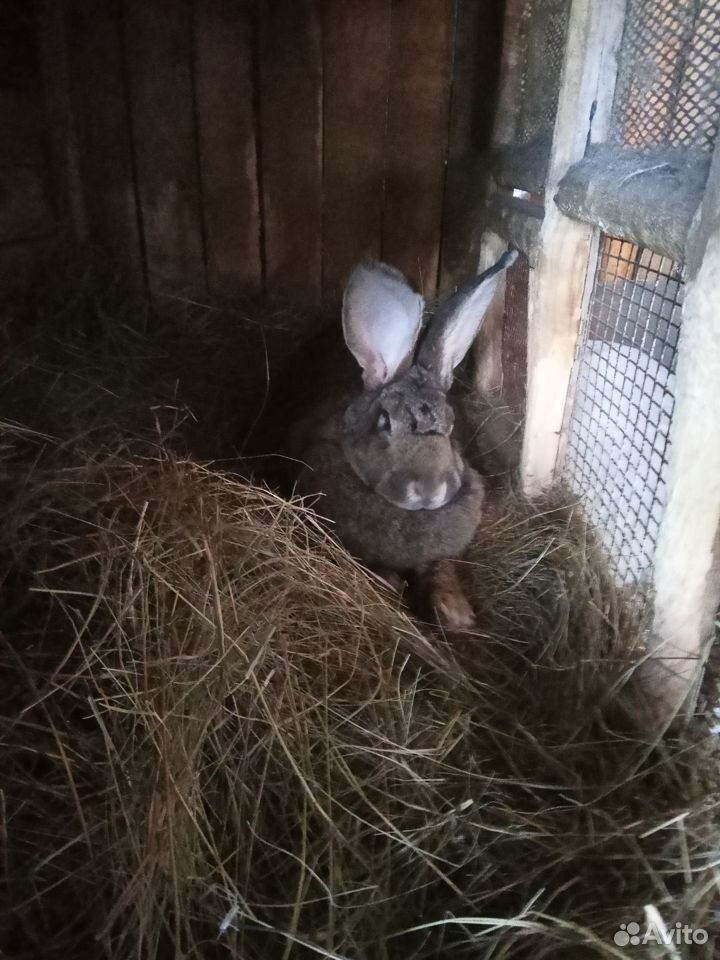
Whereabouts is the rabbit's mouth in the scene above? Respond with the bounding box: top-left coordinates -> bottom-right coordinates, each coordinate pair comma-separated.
380,475 -> 462,512
399,480 -> 453,511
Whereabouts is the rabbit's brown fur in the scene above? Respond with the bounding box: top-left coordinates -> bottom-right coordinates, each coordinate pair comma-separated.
295,402 -> 486,571
288,254 -> 516,572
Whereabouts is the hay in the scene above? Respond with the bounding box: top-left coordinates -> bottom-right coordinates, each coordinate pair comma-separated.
0,261 -> 319,466
0,273 -> 716,958
1,425 -> 716,960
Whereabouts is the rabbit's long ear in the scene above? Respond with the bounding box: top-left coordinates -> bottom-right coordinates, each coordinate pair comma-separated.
417,249 -> 518,390
342,262 -> 424,391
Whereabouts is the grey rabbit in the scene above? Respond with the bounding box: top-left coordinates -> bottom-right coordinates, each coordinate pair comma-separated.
290,249 -> 518,628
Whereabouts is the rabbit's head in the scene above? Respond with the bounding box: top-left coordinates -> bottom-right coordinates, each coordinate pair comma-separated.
341,251 -> 517,511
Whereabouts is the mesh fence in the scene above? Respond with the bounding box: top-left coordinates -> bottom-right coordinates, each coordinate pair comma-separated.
515,0 -> 571,146
612,0 -> 720,152
563,236 -> 684,583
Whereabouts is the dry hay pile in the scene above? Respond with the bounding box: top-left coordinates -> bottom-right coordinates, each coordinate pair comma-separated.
0,426 -> 716,960
0,262 -> 320,466
0,277 -> 717,958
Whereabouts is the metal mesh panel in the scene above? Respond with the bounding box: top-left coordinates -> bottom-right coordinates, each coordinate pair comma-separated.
516,0 -> 571,145
563,236 -> 685,583
613,0 -> 720,151
502,251 -> 530,413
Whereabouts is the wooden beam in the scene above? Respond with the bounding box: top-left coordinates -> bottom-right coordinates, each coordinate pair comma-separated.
520,0 -> 626,497
474,231 -> 510,394
555,144 -> 709,262
648,141 -> 720,720
194,0 -> 262,297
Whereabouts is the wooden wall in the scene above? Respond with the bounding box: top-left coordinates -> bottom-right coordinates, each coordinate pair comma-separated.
0,2 -> 57,308
35,0 -> 503,304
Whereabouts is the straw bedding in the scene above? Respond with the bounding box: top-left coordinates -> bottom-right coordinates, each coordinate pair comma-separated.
0,279 -> 716,959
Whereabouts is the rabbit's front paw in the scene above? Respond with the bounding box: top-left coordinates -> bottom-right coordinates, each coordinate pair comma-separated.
428,559 -> 476,631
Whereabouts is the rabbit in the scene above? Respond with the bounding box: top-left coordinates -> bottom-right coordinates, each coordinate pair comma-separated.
289,249 -> 518,629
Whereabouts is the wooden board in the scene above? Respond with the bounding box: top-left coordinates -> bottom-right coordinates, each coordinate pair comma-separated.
382,0 -> 454,298
194,0 -> 261,297
124,0 -> 206,297
35,0 -> 86,246
650,141 -> 720,718
64,0 -> 143,279
438,0 -> 504,293
258,0 -> 322,302
474,231 -> 511,394
521,0 -> 626,496
321,0 -> 391,296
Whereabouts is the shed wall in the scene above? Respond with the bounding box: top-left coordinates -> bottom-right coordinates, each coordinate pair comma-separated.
20,0 -> 503,306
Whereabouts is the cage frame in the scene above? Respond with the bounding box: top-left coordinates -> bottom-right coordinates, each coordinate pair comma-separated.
478,0 -> 720,720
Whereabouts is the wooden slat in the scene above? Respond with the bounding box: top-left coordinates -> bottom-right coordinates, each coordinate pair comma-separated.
124,0 -> 206,297
474,231 -> 512,394
258,0 -> 322,302
322,0 -> 391,295
65,0 -> 143,278
35,0 -> 86,246
382,0 -> 454,297
649,139 -> 720,719
439,0 -> 504,293
194,0 -> 261,297
521,0 -> 626,496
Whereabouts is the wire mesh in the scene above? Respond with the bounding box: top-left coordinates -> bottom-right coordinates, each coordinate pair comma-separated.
563,236 -> 684,583
612,0 -> 720,152
502,250 -> 530,414
516,0 -> 571,147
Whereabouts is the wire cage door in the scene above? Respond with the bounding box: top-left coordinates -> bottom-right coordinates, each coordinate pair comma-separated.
562,237 -> 685,583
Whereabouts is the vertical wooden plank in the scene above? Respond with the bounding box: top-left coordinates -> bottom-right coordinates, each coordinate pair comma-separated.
322,0 -> 391,296
124,0 -> 206,297
474,231 -> 511,394
35,0 -> 87,247
64,0 -> 143,279
194,0 -> 261,297
521,0 -> 626,496
649,141 -> 720,721
382,0 -> 454,297
439,0 -> 504,293
258,0 -> 322,302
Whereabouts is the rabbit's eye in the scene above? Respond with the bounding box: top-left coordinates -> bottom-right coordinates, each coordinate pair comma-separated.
377,410 -> 392,434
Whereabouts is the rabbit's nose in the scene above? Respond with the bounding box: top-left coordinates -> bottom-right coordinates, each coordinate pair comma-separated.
404,480 -> 451,511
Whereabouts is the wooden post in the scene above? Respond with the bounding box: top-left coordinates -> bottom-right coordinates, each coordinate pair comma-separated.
648,142 -> 720,720
474,230 -> 509,394
520,0 -> 626,496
